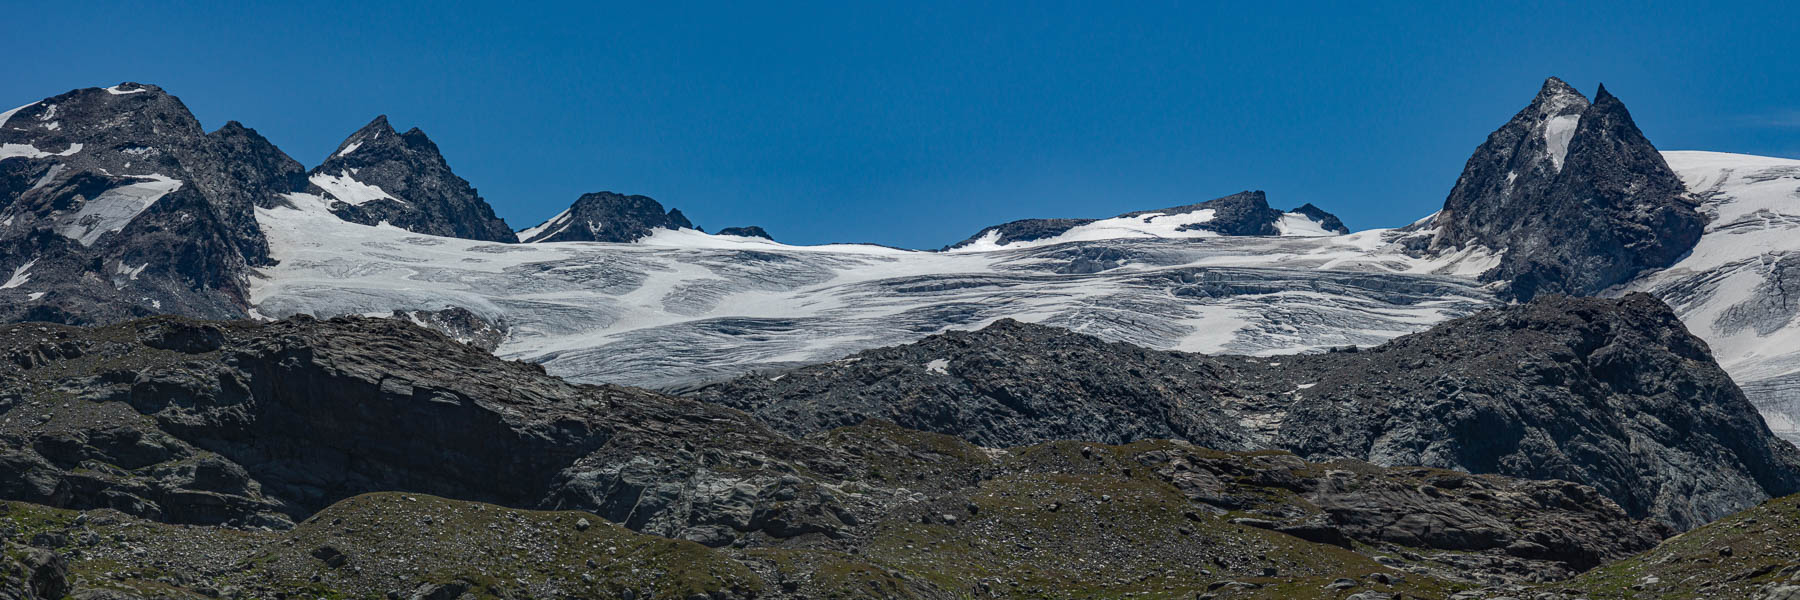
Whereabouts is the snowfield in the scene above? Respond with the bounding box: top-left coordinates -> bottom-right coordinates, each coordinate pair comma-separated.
1629,151 -> 1800,444
252,192 -> 1495,388
249,151 -> 1800,446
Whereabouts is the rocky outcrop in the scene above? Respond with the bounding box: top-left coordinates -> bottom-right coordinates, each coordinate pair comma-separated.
1272,293 -> 1800,531
948,190 -> 1348,249
0,541 -> 68,600
696,294 -> 1800,531
307,116 -> 516,242
695,317 -> 1266,450
1559,492 -> 1800,599
1412,78 -> 1703,300
517,191 -> 693,243
0,428 -> 1667,599
1121,190 -> 1286,236
715,225 -> 773,240
386,306 -> 508,351
0,315 -> 848,543
0,83 -> 307,325
1288,202 -> 1349,234
0,313 -> 1677,589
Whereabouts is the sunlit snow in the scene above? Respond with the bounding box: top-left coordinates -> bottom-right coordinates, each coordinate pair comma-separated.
309,172 -> 402,205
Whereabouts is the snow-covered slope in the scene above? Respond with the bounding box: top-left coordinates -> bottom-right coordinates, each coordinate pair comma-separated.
1628,151 -> 1800,445
949,206 -> 1342,252
946,191 -> 1350,251
251,193 -> 1495,387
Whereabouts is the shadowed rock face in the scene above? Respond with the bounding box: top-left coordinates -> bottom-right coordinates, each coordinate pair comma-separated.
0,313 -> 1670,587
308,116 -> 516,242
517,191 -> 693,243
696,294 -> 1800,531
1418,78 -> 1703,300
0,83 -> 307,324
0,315 -> 844,541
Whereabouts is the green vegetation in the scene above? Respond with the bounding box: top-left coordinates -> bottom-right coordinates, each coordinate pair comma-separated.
1559,493 -> 1800,599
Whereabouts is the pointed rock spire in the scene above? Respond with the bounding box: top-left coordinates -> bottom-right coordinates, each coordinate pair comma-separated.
1421,79 -> 1702,300
308,117 -> 516,242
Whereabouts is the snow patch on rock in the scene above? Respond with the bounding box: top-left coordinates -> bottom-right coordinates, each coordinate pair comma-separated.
1,259 -> 37,289
310,172 -> 402,206
56,174 -> 183,246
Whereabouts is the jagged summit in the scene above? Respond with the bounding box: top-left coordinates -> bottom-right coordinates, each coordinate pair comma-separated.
305,115 -> 516,242
948,190 -> 1349,251
1410,79 -> 1701,300
517,191 -> 695,243
0,82 -> 307,324
327,114 -> 396,159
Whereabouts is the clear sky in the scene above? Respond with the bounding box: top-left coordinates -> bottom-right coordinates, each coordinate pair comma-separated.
4,1 -> 1796,248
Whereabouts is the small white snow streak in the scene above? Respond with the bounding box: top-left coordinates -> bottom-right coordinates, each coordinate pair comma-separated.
336,141 -> 362,158
0,142 -> 82,161
925,359 -> 950,375
517,208 -> 573,243
310,172 -> 402,206
1,259 -> 37,289
1544,114 -> 1581,171
104,85 -> 147,95
57,174 -> 183,246
117,262 -> 149,280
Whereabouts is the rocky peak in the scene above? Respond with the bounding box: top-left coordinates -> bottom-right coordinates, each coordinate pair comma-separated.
1418,78 -> 1701,300
714,225 -> 773,240
949,190 -> 1348,249
1123,190 -> 1283,236
306,116 -> 516,242
0,83 -> 311,324
518,191 -> 694,243
1288,203 -> 1349,234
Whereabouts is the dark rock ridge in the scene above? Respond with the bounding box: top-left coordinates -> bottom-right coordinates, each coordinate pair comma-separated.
715,225 -> 773,240
948,190 -> 1348,249
0,83 -> 307,325
694,294 -> 1800,531
0,315 -> 839,539
1289,202 -> 1347,234
1410,77 -> 1703,300
518,191 -> 694,243
0,314 -> 1668,590
387,306 -> 508,351
308,115 -> 516,242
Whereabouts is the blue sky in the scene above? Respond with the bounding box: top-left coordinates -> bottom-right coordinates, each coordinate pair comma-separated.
5,1 -> 1796,247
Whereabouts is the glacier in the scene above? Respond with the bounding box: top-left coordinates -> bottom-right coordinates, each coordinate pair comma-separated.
250,193 -> 1496,388
1630,151 -> 1800,445
249,151 -> 1800,446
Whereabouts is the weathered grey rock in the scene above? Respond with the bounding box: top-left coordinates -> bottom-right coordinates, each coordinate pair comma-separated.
0,542 -> 69,600
308,116 -> 516,242
696,294 -> 1800,531
517,191 -> 691,243
695,317 -> 1267,450
946,190 -> 1348,249
714,226 -> 773,240
0,83 -> 307,324
1413,77 -> 1703,300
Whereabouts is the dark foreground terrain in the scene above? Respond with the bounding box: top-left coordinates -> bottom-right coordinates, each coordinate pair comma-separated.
1,295 -> 1797,599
